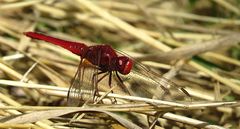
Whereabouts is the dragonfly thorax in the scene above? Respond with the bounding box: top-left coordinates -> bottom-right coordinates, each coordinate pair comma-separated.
84,45 -> 133,75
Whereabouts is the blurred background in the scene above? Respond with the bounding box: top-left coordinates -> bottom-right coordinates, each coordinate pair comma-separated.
0,0 -> 240,129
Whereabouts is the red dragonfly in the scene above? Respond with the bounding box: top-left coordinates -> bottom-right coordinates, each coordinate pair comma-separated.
24,32 -> 189,105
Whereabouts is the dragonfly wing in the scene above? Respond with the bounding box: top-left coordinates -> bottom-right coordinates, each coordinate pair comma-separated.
134,61 -> 190,101
67,59 -> 98,106
67,59 -> 84,106
115,50 -> 190,101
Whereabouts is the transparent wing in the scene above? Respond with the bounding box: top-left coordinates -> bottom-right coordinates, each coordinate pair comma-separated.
67,59 -> 99,106
115,51 -> 190,101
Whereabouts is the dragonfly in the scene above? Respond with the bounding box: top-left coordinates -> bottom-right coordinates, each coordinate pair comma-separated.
24,32 -> 190,106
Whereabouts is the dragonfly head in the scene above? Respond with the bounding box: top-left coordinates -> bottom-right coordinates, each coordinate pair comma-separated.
116,56 -> 133,75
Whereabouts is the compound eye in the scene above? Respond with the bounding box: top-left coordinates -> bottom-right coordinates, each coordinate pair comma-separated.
117,57 -> 133,75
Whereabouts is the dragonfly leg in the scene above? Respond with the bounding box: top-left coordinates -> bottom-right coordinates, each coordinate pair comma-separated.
108,72 -> 117,104
96,71 -> 108,83
92,71 -> 108,102
116,71 -> 131,95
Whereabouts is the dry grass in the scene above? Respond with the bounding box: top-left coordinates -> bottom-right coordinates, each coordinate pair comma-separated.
0,0 -> 240,129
